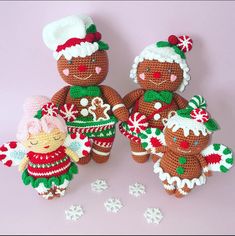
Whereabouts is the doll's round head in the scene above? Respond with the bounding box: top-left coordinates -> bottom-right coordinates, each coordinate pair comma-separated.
42,15 -> 109,86
17,96 -> 68,153
130,35 -> 192,92
57,50 -> 109,86
18,115 -> 67,154
162,94 -> 219,155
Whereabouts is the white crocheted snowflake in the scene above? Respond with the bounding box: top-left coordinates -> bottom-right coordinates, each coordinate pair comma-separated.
129,183 -> 146,197
91,179 -> 109,193
65,205 -> 84,221
144,208 -> 163,224
104,198 -> 123,213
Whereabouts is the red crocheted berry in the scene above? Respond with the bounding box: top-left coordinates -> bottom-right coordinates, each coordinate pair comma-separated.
168,35 -> 179,45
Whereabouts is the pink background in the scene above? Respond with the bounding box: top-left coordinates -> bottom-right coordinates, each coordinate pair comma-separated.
0,1 -> 235,234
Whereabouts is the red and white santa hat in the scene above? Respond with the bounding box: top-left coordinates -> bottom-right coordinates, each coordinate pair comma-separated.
42,15 -> 109,60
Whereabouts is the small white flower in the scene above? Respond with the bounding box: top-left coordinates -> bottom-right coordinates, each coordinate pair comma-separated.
104,198 -> 123,213
144,208 -> 163,224
91,179 -> 109,193
129,183 -> 146,197
65,205 -> 84,221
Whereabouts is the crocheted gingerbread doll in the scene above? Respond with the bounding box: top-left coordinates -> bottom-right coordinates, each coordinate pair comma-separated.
42,15 -> 129,164
142,95 -> 233,198
120,35 -> 193,163
0,96 -> 91,200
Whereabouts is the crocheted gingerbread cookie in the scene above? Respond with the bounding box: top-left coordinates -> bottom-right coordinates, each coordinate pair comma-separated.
42,15 -> 129,164
120,35 -> 193,163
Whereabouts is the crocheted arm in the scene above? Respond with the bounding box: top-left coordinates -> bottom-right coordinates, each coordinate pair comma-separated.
51,86 -> 70,108
151,146 -> 168,154
65,147 -> 80,162
18,156 -> 29,172
123,89 -> 145,109
197,154 -> 212,177
100,85 -> 129,122
174,93 -> 188,109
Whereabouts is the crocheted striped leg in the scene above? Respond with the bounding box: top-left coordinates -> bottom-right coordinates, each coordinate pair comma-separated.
54,180 -> 70,198
76,154 -> 91,165
130,141 -> 150,163
162,180 -> 176,195
175,185 -> 192,198
35,183 -> 55,200
91,143 -> 112,164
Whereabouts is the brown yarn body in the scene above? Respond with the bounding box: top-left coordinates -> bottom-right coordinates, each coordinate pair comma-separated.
157,127 -> 210,198
52,51 -> 129,164
123,59 -> 188,163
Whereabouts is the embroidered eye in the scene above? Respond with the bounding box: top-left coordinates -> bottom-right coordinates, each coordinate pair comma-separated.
91,58 -> 96,63
67,60 -> 73,65
53,136 -> 61,141
173,137 -> 177,142
194,141 -> 199,146
30,140 -> 38,145
167,68 -> 172,74
146,67 -> 150,72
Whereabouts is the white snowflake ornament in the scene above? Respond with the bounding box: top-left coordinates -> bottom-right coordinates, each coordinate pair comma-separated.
144,208 -> 163,224
91,179 -> 109,193
65,205 -> 84,221
129,183 -> 146,197
104,198 -> 123,213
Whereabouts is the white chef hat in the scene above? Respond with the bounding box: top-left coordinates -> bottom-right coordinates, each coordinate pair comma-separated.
42,14 -> 109,60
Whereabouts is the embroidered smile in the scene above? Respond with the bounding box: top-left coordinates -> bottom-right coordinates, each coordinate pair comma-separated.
73,74 -> 92,80
177,147 -> 191,153
149,79 -> 167,86
44,145 -> 50,149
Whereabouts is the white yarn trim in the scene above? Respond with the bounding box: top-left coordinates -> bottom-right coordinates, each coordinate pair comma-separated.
163,184 -> 175,191
130,44 -> 190,92
92,148 -> 110,156
112,104 -> 125,112
178,188 -> 188,195
203,166 -> 209,173
132,151 -> 148,156
53,42 -> 99,60
164,112 -> 210,137
154,160 -> 206,189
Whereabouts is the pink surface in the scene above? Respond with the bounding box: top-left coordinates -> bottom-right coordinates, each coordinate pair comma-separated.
0,1 -> 235,235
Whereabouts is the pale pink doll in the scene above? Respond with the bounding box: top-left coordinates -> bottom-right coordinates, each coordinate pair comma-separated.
0,96 -> 91,200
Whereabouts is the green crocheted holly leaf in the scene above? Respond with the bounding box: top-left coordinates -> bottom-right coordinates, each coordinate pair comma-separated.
86,24 -> 97,33
173,45 -> 186,59
98,41 -> 109,50
204,119 -> 219,132
156,41 -> 171,47
34,109 -> 43,119
177,109 -> 192,118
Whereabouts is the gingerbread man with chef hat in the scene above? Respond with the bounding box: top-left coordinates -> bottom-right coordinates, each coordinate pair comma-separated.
43,15 -> 129,164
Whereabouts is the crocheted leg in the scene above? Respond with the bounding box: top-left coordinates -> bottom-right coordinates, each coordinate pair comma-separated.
76,154 -> 91,165
91,143 -> 111,163
130,141 -> 150,163
175,185 -> 192,198
35,184 -> 55,200
54,180 -> 70,198
162,180 -> 176,195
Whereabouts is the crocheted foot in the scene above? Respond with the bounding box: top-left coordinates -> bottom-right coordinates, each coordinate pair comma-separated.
39,189 -> 56,200
91,144 -> 111,164
130,141 -> 150,163
162,180 -> 176,195
54,187 -> 67,198
174,186 -> 191,198
77,155 -> 91,165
